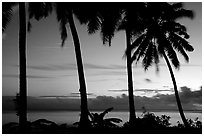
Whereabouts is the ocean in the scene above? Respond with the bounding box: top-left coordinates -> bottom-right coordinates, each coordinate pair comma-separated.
2,111 -> 202,126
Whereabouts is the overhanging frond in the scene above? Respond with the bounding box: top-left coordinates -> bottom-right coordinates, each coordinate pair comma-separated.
142,41 -> 153,71
2,2 -> 17,33
131,35 -> 150,64
164,39 -> 180,69
54,3 -> 69,47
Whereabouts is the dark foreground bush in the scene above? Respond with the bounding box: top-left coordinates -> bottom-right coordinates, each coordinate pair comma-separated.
2,113 -> 202,134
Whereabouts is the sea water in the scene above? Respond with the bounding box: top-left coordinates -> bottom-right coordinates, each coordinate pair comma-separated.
2,111 -> 202,126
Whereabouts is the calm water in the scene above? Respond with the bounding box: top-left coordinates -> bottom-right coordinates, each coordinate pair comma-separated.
2,111 -> 202,126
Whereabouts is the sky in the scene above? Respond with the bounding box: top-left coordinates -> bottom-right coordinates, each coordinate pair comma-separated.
2,2 -> 202,98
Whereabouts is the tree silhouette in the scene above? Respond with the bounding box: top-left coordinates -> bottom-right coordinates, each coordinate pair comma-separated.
90,3 -> 147,125
130,2 -> 194,127
119,4 -> 147,125
3,2 -> 52,133
52,3 -> 92,128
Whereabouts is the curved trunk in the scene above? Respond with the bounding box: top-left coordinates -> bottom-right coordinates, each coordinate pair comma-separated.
67,11 -> 90,128
125,29 -> 136,125
19,2 -> 27,132
163,52 -> 189,128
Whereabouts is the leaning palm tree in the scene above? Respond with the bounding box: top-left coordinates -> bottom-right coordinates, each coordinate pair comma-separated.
130,2 -> 194,127
52,3 -> 92,128
52,3 -> 118,128
3,2 -> 52,132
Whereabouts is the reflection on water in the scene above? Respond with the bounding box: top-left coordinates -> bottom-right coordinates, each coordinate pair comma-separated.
2,111 -> 202,126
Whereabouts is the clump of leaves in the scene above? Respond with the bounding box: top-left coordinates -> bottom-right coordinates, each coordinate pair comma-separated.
88,107 -> 122,128
140,112 -> 171,128
3,119 -> 60,134
123,112 -> 171,129
176,117 -> 202,129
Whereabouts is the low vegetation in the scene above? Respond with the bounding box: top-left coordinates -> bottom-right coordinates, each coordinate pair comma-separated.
3,108 -> 202,134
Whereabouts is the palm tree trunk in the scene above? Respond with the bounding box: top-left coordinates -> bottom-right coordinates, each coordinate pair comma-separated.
67,11 -> 90,128
19,2 -> 27,132
125,29 -> 136,125
163,52 -> 189,128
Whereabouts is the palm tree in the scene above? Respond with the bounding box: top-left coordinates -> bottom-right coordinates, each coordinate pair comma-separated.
53,3 -> 92,128
90,4 -> 146,125
119,4 -> 147,125
3,2 -> 52,132
130,2 -> 194,127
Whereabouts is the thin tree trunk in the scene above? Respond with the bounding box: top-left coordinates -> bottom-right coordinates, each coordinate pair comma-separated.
125,29 -> 136,125
68,11 -> 90,128
163,52 -> 189,128
19,2 -> 27,133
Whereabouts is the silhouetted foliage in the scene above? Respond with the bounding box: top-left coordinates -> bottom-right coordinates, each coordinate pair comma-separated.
88,107 -> 122,128
130,2 -> 194,127
176,117 -> 202,129
53,3 -> 91,127
74,107 -> 122,128
123,112 -> 171,129
2,2 -> 17,33
3,3 -> 54,133
3,115 -> 201,134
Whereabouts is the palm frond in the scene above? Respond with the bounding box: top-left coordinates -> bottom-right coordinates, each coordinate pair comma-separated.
99,107 -> 113,118
163,21 -> 189,38
54,3 -> 69,47
100,7 -> 122,46
169,33 -> 192,62
28,2 -> 52,32
172,9 -> 194,20
88,111 -> 94,121
87,16 -> 101,34
131,33 -> 146,50
131,35 -> 150,64
2,2 -> 17,33
172,33 -> 194,52
164,40 -> 180,69
142,41 -> 154,71
28,2 -> 52,21
152,44 -> 160,72
104,118 -> 122,123
171,2 -> 183,10
126,33 -> 146,61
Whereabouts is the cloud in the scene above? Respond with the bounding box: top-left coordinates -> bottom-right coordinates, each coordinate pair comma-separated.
11,63 -> 126,71
39,95 -> 80,98
108,89 -> 128,92
163,85 -> 170,88
153,86 -> 202,105
70,92 -> 96,96
2,74 -> 56,79
27,64 -> 76,71
144,78 -> 152,83
94,86 -> 202,111
3,86 -> 202,111
38,92 -> 96,99
108,88 -> 172,93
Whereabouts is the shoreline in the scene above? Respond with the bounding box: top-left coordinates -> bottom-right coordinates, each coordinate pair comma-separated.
2,110 -> 202,113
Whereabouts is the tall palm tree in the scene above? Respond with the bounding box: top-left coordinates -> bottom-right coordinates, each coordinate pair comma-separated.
119,4 -> 147,125
130,2 -> 194,127
53,3 -> 92,128
90,4 -> 146,125
3,2 -> 52,132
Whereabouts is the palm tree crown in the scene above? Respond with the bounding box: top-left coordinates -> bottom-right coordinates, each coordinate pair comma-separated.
131,2 -> 194,71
